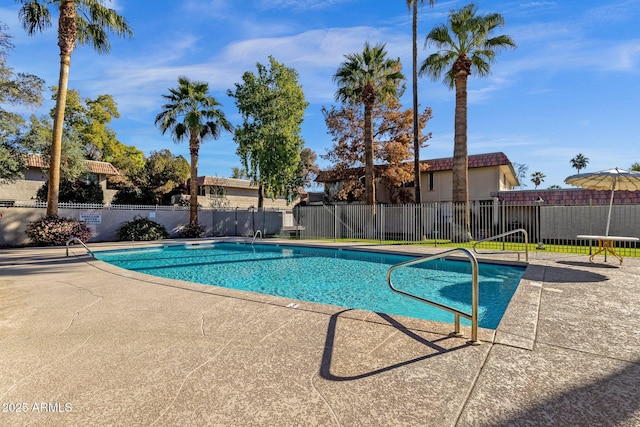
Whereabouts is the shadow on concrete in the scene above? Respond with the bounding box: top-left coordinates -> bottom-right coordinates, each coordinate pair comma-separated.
495,359 -> 640,426
320,309 -> 470,381
555,260 -> 619,269
540,265 -> 609,283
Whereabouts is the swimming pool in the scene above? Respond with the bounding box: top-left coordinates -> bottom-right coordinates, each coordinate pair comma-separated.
93,243 -> 525,329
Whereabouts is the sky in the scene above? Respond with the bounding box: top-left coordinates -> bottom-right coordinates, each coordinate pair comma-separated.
1,0 -> 639,190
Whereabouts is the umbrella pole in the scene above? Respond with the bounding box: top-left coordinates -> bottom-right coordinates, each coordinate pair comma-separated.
605,181 -> 616,237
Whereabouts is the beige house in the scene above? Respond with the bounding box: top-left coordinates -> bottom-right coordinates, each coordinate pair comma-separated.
419,152 -> 519,202
176,176 -> 300,209
0,154 -> 120,205
316,152 -> 520,204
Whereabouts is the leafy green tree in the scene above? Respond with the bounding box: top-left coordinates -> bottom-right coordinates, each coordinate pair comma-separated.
143,149 -> 190,204
631,162 -> 640,172
17,113 -> 87,181
36,178 -> 103,203
570,153 -> 589,174
230,167 -> 248,179
0,143 -> 26,184
531,171 -> 545,189
114,149 -> 190,205
155,77 -> 233,223
229,56 -> 309,206
54,88 -> 145,179
406,1 -> 436,203
0,22 -> 44,183
17,0 -> 132,217
333,43 -> 405,207
420,3 -> 515,241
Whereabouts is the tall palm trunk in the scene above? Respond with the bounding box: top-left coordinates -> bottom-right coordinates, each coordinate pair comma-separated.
411,1 -> 421,204
47,1 -> 76,217
362,84 -> 376,211
189,135 -> 200,224
452,54 -> 472,242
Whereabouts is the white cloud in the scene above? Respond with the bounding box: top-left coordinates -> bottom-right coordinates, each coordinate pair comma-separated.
257,0 -> 354,11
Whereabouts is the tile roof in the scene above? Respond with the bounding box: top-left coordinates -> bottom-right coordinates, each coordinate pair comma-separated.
25,154 -> 120,176
499,188 -> 640,205
420,152 -> 512,172
316,152 -> 513,182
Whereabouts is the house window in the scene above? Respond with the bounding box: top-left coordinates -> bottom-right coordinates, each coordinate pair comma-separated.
428,172 -> 434,191
82,173 -> 99,185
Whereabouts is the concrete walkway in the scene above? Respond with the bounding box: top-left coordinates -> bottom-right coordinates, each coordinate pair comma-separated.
0,240 -> 638,426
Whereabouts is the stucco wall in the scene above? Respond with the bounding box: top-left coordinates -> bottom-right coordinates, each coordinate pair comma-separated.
0,208 -> 286,247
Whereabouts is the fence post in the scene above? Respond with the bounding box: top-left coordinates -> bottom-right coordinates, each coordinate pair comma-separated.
334,205 -> 338,242
380,204 -> 384,244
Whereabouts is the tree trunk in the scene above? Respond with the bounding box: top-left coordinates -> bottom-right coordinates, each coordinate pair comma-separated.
189,136 -> 199,225
452,54 -> 472,242
362,85 -> 376,211
46,1 -> 76,217
412,1 -> 422,205
258,183 -> 264,209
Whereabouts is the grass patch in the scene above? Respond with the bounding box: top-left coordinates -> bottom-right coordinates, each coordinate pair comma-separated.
297,237 -> 639,258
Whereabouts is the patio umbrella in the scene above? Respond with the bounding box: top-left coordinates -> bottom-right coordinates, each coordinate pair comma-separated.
564,167 -> 640,236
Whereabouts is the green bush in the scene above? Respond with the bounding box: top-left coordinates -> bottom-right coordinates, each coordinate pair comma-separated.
177,222 -> 206,238
25,216 -> 93,246
116,216 -> 169,241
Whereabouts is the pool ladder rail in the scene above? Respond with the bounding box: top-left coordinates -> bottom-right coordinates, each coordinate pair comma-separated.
251,230 -> 262,245
66,237 -> 94,257
473,228 -> 529,261
387,247 -> 481,345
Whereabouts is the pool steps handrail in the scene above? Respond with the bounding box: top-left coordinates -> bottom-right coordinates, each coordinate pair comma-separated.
66,237 -> 94,257
473,228 -> 529,261
387,247 -> 480,345
251,230 -> 262,245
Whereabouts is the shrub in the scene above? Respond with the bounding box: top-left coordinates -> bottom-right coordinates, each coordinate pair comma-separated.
116,216 -> 169,241
177,222 -> 206,238
25,216 -> 93,246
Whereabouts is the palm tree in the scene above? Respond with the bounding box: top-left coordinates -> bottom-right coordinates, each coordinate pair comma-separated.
333,42 -> 405,208
531,172 -> 545,189
419,3 -> 515,241
406,0 -> 435,204
570,153 -> 589,173
155,76 -> 233,225
17,0 -> 132,217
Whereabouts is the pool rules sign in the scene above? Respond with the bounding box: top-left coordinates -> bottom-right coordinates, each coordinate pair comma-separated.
80,211 -> 102,224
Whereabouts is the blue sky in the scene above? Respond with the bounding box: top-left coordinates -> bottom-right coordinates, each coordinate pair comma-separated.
2,0 -> 639,189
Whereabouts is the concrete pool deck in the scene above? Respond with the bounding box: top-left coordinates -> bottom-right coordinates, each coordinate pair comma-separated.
1,239 -> 638,426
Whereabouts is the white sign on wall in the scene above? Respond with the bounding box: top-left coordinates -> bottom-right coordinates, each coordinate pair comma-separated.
80,211 -> 102,224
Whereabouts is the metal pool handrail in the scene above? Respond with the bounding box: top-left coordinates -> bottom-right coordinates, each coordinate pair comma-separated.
473,228 -> 529,261
387,247 -> 480,345
251,230 -> 262,245
66,237 -> 94,257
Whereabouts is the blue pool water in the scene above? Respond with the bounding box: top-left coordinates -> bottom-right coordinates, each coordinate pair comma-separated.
93,243 -> 525,329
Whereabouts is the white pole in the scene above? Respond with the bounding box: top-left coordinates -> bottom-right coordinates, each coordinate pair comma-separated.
605,179 -> 616,236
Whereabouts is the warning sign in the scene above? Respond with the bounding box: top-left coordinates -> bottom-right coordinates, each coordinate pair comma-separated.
80,212 -> 102,224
